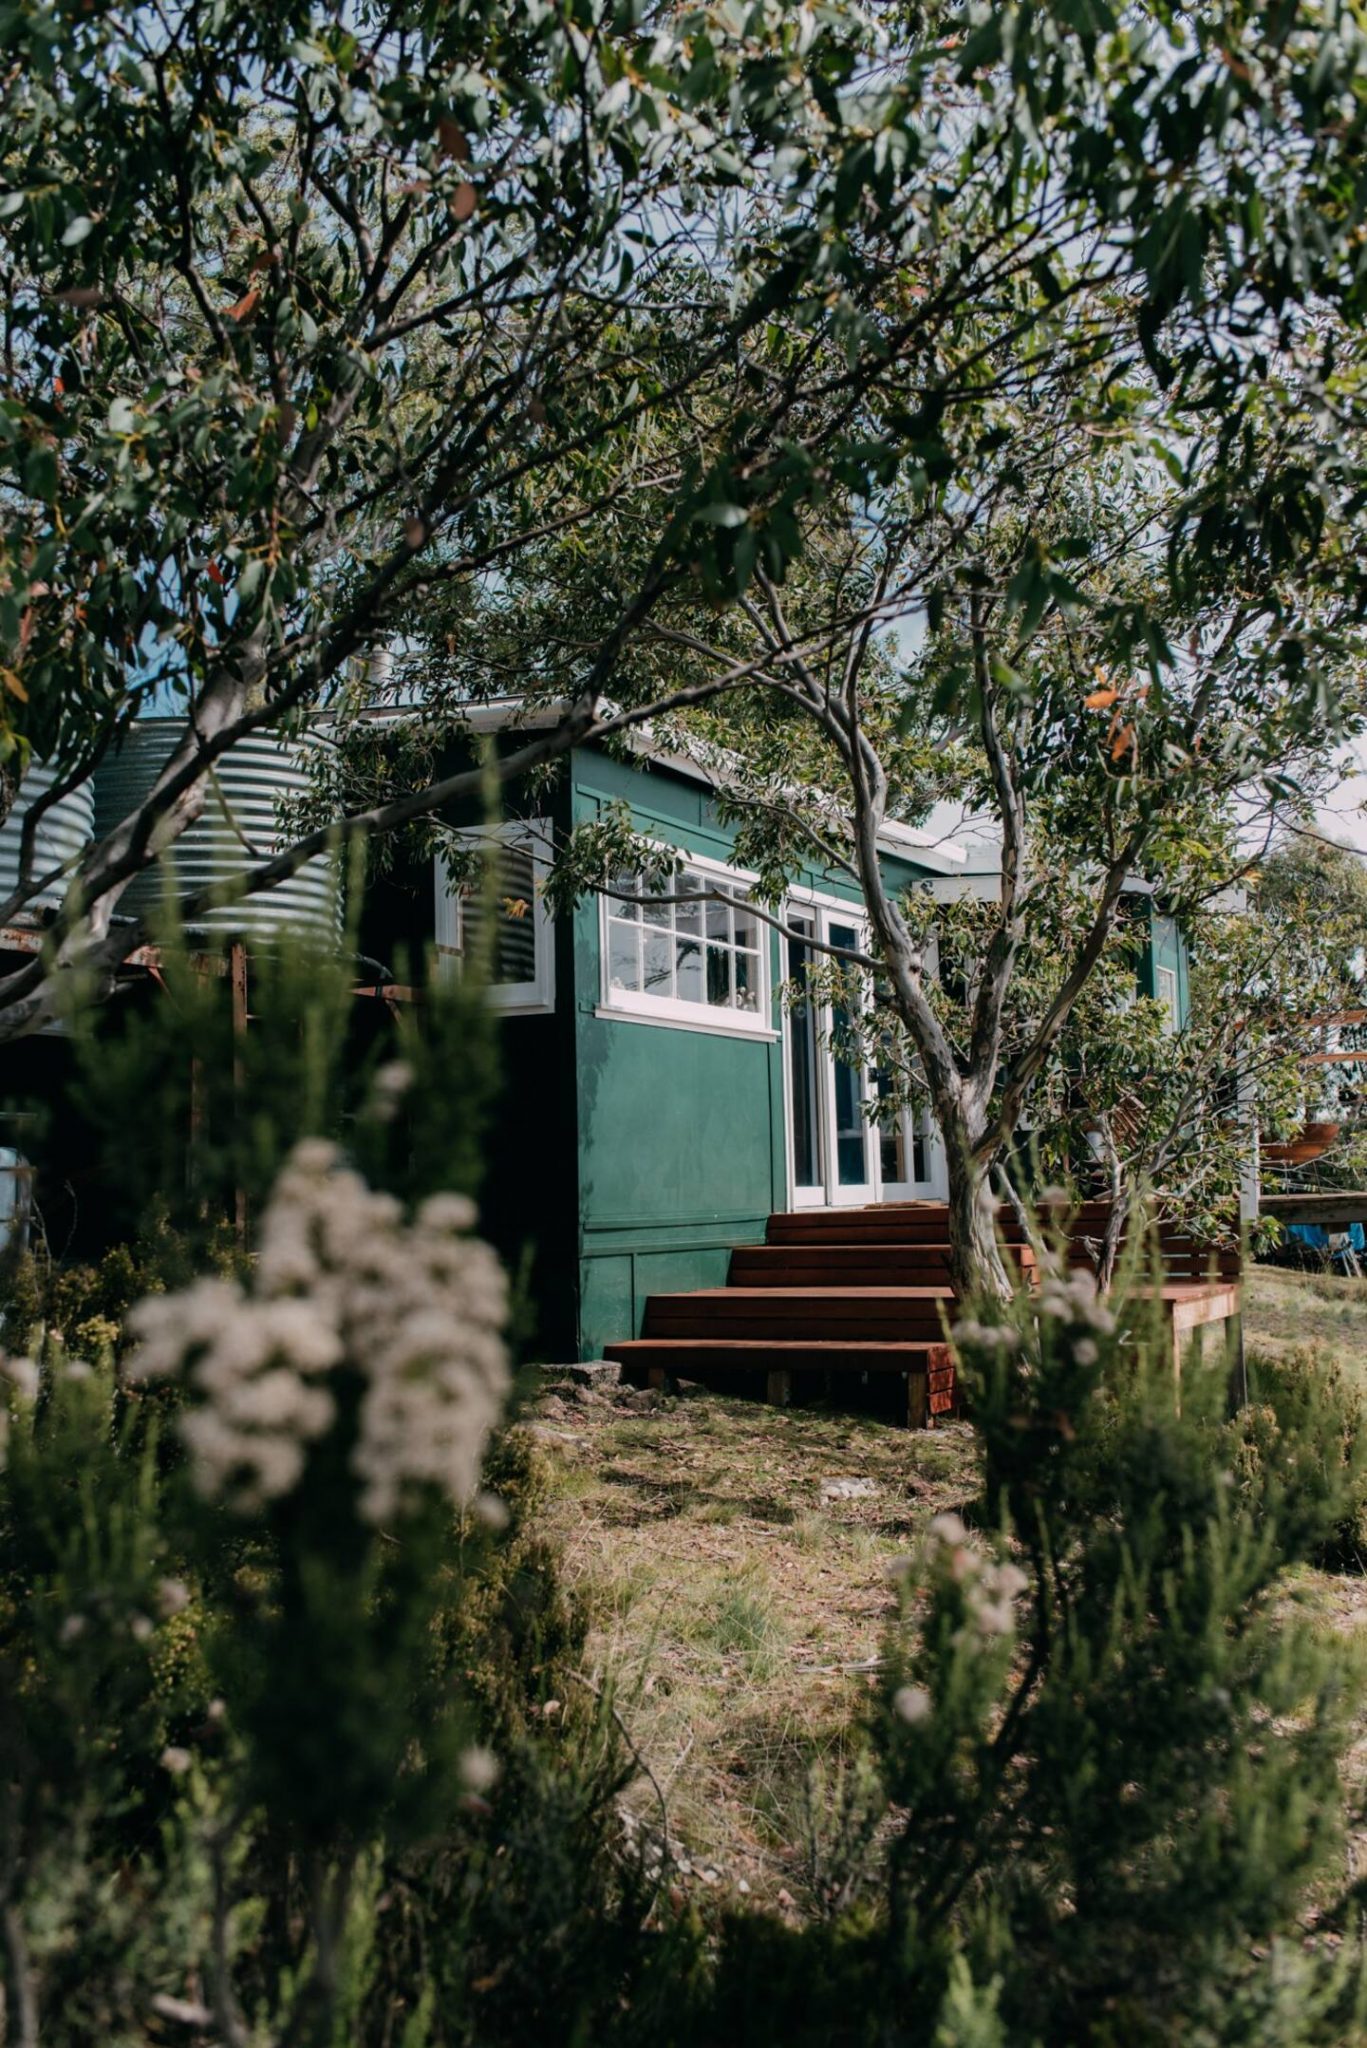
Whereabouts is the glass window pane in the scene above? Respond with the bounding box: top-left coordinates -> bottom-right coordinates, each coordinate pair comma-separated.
706,943 -> 732,1007
731,902 -> 759,949
642,891 -> 673,929
643,927 -> 675,997
705,896 -> 731,941
608,919 -> 641,990
788,932 -> 821,1187
495,904 -> 536,983
733,947 -> 759,1012
834,1057 -> 866,1185
675,896 -> 704,938
609,880 -> 640,922
676,936 -> 705,1004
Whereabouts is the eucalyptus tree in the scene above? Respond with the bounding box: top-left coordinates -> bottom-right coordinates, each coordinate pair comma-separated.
7,0 -> 1367,1167
390,284 -> 1367,1294
0,0 -> 900,1033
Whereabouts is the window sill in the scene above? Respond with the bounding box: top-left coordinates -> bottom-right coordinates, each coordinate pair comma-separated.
593,1002 -> 779,1043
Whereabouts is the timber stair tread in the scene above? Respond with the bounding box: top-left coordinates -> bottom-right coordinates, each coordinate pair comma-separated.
604,1337 -> 951,1377
645,1286 -> 953,1340
729,1244 -> 1028,1285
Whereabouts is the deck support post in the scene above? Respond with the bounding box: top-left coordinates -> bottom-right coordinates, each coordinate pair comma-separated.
906,1371 -> 928,1430
765,1368 -> 791,1408
1226,1314 -> 1248,1413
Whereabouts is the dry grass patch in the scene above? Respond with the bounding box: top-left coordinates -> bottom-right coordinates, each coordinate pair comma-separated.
531,1381 -> 976,1906
527,1269 -> 1367,1919
1245,1263 -> 1367,1383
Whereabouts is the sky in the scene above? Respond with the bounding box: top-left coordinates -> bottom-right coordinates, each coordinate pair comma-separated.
1318,740 -> 1367,856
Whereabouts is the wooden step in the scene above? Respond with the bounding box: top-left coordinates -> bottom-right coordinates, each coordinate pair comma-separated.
643,1285 -> 953,1341
767,1208 -> 967,1246
603,1336 -> 959,1425
606,1336 -> 950,1375
764,1207 -> 1239,1276
729,1242 -> 1032,1287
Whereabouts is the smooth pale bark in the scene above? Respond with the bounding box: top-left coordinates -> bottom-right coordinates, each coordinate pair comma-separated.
943,1134 -> 1014,1305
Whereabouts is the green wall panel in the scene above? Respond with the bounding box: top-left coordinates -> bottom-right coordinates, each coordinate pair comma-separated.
579,1253 -> 635,1357
576,1018 -> 780,1223
564,748 -> 939,1358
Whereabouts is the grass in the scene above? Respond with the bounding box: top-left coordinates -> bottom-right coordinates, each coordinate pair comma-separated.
530,1265 -> 1367,1914
1244,1262 -> 1367,1383
533,1382 -> 979,1907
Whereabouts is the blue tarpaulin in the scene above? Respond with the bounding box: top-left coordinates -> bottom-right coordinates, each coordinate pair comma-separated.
1286,1220 -> 1366,1260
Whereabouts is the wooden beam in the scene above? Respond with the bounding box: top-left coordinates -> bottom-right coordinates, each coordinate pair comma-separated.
1259,1191 -> 1367,1227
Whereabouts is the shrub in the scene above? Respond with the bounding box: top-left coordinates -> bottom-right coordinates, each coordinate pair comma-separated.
1236,1346 -> 1367,1571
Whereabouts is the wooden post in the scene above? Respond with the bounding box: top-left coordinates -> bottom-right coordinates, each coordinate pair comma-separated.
1226,1314 -> 1248,1413
765,1368 -> 792,1408
906,1371 -> 928,1430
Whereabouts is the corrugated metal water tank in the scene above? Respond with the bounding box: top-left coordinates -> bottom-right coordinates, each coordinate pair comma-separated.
93,718 -> 339,939
0,761 -> 96,921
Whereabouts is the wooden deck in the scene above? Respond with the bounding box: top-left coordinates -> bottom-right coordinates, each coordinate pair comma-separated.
604,1201 -> 1242,1429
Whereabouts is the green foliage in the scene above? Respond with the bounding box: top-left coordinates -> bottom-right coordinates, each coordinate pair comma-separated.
7,981 -> 1367,2045
1238,1345 -> 1367,1572
866,1265 -> 1365,2046
0,1349 -> 213,2048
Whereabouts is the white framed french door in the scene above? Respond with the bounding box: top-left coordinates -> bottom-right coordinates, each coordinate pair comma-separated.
782,899 -> 879,1208
878,1100 -> 948,1201
782,896 -> 948,1209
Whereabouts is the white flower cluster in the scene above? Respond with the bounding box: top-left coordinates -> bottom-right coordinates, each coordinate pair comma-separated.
886,1518 -> 1030,1732
926,1512 -> 1029,1639
0,1352 -> 40,1471
951,1314 -> 1020,1353
127,1141 -> 509,1522
1036,1256 -> 1116,1368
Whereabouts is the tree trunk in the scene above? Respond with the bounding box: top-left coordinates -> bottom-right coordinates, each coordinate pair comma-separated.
944,1135 -> 1013,1304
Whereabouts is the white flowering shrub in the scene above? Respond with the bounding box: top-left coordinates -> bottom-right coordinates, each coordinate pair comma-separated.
870,1242 -> 1360,2046
880,1510 -> 1029,1904
126,1139 -> 509,1524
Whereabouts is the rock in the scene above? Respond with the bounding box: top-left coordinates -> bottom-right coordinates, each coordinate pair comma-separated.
620,1386 -> 666,1413
540,1358 -> 621,1388
821,1476 -> 878,1501
525,1422 -> 583,1446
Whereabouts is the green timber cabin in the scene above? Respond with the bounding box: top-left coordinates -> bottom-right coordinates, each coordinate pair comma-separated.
359,714 -> 1192,1367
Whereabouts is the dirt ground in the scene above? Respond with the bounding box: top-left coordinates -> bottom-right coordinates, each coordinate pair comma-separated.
531,1262 -> 1367,1914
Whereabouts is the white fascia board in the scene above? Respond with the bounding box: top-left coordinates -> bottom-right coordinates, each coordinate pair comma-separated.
925,873 -> 1006,904
878,819 -> 968,870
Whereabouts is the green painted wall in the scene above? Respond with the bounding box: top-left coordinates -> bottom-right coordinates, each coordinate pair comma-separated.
565,748 -> 929,1358
1138,907 -> 1191,1027
569,753 -> 787,1356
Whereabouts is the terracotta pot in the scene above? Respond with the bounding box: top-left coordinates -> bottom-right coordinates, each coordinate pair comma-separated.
1263,1120 -> 1342,1166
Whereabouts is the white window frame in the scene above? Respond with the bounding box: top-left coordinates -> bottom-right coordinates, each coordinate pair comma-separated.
780,886 -> 880,1206
597,842 -> 776,1039
434,820 -> 556,1015
1155,963 -> 1179,1034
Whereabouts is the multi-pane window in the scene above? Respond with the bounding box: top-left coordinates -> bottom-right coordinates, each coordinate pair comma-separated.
602,865 -> 768,1027
434,825 -> 554,1014
456,840 -> 538,986
1155,963 -> 1179,1033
